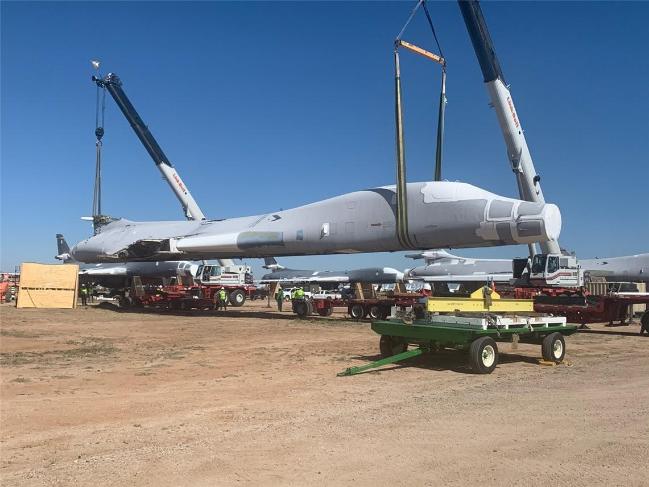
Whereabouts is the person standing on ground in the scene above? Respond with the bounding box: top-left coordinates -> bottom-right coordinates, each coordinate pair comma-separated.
275,287 -> 284,311
80,285 -> 88,307
218,287 -> 228,311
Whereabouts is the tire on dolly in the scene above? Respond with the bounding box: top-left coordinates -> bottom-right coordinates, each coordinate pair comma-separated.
368,305 -> 382,320
229,289 -> 246,307
640,311 -> 649,336
413,305 -> 425,320
379,306 -> 390,320
318,307 -> 333,317
294,300 -> 310,318
541,332 -> 566,363
379,335 -> 407,359
349,304 -> 365,320
469,336 -> 498,374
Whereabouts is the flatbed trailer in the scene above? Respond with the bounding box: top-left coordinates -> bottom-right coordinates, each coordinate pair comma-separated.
338,317 -> 578,375
293,292 -> 428,320
128,285 -> 213,310
125,283 -> 257,310
534,293 -> 649,332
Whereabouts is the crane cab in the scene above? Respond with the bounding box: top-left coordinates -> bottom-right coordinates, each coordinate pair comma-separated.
529,254 -> 583,288
195,264 -> 254,286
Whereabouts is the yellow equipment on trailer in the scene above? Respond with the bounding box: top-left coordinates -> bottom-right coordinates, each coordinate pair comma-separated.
426,286 -> 534,314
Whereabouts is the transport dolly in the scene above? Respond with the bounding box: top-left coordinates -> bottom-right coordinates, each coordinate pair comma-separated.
338,317 -> 578,376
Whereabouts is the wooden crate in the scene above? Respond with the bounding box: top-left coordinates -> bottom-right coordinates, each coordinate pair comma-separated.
17,263 -> 79,309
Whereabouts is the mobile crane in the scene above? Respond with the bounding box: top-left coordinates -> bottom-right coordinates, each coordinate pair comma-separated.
92,72 -> 205,221
458,0 -> 582,289
92,69 -> 255,305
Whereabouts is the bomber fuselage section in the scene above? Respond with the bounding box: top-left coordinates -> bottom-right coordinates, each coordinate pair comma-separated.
71,181 -> 561,263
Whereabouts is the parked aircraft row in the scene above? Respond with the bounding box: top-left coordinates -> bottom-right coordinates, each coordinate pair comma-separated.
405,250 -> 649,284
58,231 -> 648,289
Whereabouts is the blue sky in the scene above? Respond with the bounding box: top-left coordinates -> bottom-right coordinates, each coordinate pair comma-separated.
1,1 -> 648,277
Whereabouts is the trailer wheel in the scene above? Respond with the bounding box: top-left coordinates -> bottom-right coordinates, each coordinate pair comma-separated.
318,307 -> 333,317
541,332 -> 566,363
469,337 -> 498,374
293,300 -> 310,318
379,307 -> 390,320
379,335 -> 407,358
640,312 -> 649,336
349,304 -> 365,320
368,305 -> 382,320
229,289 -> 246,307
413,305 -> 425,320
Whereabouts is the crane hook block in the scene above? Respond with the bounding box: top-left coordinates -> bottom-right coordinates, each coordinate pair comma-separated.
95,127 -> 104,140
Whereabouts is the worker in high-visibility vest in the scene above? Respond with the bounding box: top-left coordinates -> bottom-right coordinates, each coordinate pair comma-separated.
80,285 -> 88,307
295,287 -> 305,300
218,288 -> 228,311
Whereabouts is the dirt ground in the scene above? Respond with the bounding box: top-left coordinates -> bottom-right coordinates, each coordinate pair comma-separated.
1,300 -> 647,486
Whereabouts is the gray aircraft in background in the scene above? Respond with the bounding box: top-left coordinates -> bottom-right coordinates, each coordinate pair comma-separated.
56,234 -> 197,288
406,249 -> 649,283
260,257 -> 403,284
70,181 -> 562,264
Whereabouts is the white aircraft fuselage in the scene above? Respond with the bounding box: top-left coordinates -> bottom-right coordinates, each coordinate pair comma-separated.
71,181 -> 561,263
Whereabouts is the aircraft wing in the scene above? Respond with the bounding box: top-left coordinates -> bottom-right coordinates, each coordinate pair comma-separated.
259,275 -> 349,284
414,273 -> 512,283
79,266 -> 128,276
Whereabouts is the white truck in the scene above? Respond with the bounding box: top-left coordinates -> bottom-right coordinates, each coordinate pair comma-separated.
194,264 -> 256,306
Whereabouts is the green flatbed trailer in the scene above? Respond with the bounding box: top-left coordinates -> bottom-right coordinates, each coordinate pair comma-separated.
338,319 -> 578,376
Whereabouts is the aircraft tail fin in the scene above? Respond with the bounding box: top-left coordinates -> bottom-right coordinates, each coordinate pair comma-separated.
405,249 -> 459,262
55,234 -> 72,262
263,257 -> 285,270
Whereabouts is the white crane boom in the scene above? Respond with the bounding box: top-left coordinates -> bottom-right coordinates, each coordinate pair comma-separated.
458,1 -> 561,255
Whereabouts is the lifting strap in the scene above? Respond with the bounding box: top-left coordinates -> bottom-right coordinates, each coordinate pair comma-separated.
393,0 -> 448,249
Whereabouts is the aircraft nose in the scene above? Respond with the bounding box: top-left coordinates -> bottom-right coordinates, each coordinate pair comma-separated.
70,239 -> 102,263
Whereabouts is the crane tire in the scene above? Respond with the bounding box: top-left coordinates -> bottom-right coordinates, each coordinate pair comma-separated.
229,289 -> 246,307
